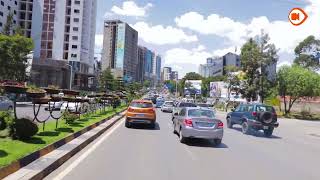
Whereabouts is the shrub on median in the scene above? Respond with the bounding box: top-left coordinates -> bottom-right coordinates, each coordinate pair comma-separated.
12,118 -> 39,140
62,111 -> 79,124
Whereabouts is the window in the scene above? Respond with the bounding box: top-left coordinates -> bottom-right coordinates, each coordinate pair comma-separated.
71,54 -> 77,58
1,1 -> 4,6
130,102 -> 153,108
179,108 -> 186,116
188,109 -> 215,118
13,20 -> 16,24
74,9 -> 80,13
0,22 -> 2,27
15,1 -> 17,5
73,18 -> 79,22
14,10 -> 16,14
71,45 -> 77,49
0,11 -> 3,16
73,27 -> 78,31
8,6 -> 11,10
75,0 -> 80,5
72,36 -> 78,40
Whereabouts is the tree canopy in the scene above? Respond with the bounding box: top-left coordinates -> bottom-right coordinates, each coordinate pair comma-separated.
277,65 -> 320,114
293,35 -> 320,71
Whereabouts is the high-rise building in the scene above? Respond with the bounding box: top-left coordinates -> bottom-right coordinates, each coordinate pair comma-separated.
144,48 -> 154,81
162,67 -> 172,81
137,46 -> 146,83
102,20 -> 138,82
199,53 -> 240,78
156,55 -> 162,83
170,71 -> 178,80
0,0 -> 19,34
27,0 -> 97,90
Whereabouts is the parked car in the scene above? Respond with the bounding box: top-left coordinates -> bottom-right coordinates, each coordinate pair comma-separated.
226,103 -> 279,137
125,100 -> 156,128
173,107 -> 223,145
161,101 -> 174,113
0,96 -> 14,111
60,102 -> 89,113
47,101 -> 64,111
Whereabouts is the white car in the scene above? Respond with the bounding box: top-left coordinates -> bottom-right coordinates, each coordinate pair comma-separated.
60,102 -> 89,113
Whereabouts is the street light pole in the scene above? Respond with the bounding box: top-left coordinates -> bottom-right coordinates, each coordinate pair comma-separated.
66,64 -> 72,90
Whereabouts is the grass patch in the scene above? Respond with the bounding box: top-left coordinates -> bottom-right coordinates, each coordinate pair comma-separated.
0,105 -> 127,168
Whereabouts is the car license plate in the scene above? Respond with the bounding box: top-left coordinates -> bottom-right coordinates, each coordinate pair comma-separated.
136,114 -> 145,117
263,126 -> 269,130
197,122 -> 214,127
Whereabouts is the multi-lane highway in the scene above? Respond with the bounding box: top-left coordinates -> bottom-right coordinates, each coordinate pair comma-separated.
46,109 -> 320,180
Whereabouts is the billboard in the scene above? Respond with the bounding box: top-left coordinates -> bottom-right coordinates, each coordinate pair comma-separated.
116,23 -> 125,69
184,80 -> 202,95
210,81 -> 228,98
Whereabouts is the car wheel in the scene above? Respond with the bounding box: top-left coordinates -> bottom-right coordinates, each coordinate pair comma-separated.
213,139 -> 222,146
173,121 -> 177,134
150,122 -> 156,129
226,117 -> 233,128
179,129 -> 187,143
242,121 -> 251,135
264,127 -> 274,137
125,120 -> 131,128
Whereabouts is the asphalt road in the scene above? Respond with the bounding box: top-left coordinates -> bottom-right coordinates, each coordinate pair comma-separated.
16,105 -> 61,122
46,109 -> 320,180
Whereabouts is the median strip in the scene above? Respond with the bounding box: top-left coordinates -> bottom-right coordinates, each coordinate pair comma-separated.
0,107 -> 125,179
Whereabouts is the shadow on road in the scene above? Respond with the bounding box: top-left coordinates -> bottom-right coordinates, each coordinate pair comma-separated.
56,127 -> 74,133
185,139 -> 228,148
38,131 -> 60,137
130,122 -> 160,130
22,137 -> 46,144
0,150 -> 8,157
232,127 -> 282,139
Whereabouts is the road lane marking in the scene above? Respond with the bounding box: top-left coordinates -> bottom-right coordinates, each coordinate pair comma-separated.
53,119 -> 125,180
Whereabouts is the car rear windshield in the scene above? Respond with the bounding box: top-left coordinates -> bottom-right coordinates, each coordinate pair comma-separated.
130,102 -> 153,108
179,103 -> 197,107
197,104 -> 211,107
164,102 -> 173,106
256,105 -> 275,112
188,109 -> 215,118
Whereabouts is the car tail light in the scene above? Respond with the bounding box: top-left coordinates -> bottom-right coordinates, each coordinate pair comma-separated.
147,108 -> 155,113
184,119 -> 193,127
218,121 -> 224,128
128,107 -> 134,112
252,111 -> 257,116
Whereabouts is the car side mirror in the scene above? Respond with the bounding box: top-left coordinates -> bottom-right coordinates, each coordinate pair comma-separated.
231,108 -> 235,112
174,112 -> 178,116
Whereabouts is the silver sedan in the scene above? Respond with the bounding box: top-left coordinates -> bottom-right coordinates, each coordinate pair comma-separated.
173,107 -> 223,145
0,96 -> 14,111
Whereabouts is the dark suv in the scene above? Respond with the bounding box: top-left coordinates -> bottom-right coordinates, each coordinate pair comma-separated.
226,103 -> 279,137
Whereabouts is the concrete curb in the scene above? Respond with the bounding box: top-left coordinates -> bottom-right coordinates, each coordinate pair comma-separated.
0,110 -> 126,179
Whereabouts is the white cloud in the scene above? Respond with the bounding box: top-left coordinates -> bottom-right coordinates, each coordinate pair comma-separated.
110,1 -> 153,17
164,47 -> 212,65
175,0 -> 320,54
132,22 -> 198,45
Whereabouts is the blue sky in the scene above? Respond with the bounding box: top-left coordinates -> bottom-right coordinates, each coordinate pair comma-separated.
95,0 -> 318,77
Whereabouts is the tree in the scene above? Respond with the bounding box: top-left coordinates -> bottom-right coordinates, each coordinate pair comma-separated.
240,38 -> 261,101
277,65 -> 320,114
240,32 -> 278,102
294,35 -> 320,71
99,68 -> 115,91
2,12 -> 14,35
0,34 -> 34,81
143,80 -> 151,88
224,66 -> 241,100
